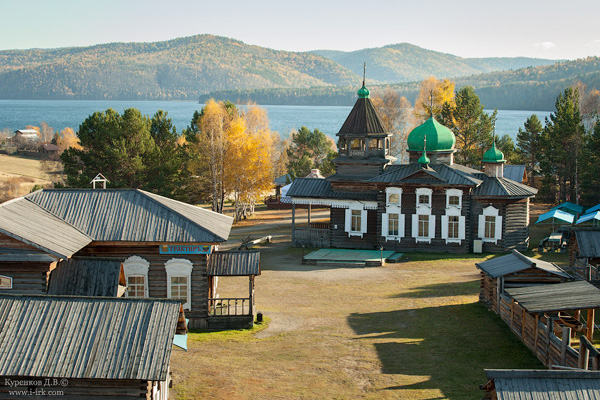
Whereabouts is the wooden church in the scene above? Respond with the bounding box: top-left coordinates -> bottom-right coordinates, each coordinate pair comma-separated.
287,80 -> 537,253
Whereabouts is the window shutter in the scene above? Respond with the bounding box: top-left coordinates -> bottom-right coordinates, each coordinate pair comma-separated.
344,209 -> 351,233
458,216 -> 466,240
441,215 -> 448,239
360,209 -> 368,234
478,215 -> 485,239
398,214 -> 405,239
381,212 -> 389,237
412,214 -> 418,238
495,216 -> 503,240
429,215 -> 436,239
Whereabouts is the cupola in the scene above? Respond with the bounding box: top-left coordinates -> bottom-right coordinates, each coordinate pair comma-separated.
482,140 -> 506,178
406,117 -> 456,165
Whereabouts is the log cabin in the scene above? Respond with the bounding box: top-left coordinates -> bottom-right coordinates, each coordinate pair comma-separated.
568,228 -> 600,280
476,249 -> 571,312
287,80 -> 537,253
0,188 -> 260,329
0,294 -> 184,400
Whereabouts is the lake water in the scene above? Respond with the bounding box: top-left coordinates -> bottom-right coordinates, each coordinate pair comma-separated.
0,99 -> 551,141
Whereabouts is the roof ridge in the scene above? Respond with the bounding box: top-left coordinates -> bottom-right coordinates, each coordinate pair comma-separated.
23,195 -> 94,240
0,292 -> 183,303
511,249 -> 535,267
137,189 -> 232,242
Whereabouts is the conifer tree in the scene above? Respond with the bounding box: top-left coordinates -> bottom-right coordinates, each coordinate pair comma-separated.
516,114 -> 543,186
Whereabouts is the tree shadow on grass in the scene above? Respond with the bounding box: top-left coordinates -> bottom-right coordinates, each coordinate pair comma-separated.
389,280 -> 480,299
347,296 -> 543,399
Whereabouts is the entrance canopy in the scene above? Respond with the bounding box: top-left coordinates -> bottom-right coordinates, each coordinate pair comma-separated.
207,251 -> 261,276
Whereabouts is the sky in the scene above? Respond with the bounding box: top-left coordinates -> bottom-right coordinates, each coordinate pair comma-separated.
1,0 -> 600,60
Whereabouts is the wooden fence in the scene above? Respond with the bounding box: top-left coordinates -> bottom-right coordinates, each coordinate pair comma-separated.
498,293 -> 598,370
569,259 -> 599,281
293,225 -> 330,248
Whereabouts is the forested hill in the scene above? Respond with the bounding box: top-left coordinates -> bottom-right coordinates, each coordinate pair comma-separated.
201,57 -> 600,111
0,35 -> 360,100
311,43 -> 559,83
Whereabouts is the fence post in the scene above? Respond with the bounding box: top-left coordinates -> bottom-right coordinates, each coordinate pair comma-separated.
579,335 -> 590,370
546,317 -> 554,366
560,327 -> 571,366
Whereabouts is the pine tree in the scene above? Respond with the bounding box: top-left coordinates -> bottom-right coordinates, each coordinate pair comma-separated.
516,114 -> 543,186
580,119 -> 600,204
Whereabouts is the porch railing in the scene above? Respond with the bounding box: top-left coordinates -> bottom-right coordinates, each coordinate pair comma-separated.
293,227 -> 330,248
209,297 -> 251,316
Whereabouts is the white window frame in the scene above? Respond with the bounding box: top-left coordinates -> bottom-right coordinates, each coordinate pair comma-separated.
416,188 -> 432,210
382,188 -> 404,241
0,275 -> 12,289
123,255 -> 149,298
165,258 -> 193,310
446,189 -> 462,210
344,202 -> 368,238
478,206 -> 503,243
386,187 -> 402,206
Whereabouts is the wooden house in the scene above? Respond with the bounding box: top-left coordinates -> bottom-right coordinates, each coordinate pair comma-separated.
287,81 -> 537,253
38,142 -> 59,155
0,294 -> 184,400
0,188 -> 260,329
476,249 -> 571,312
568,228 -> 600,280
481,370 -> 600,399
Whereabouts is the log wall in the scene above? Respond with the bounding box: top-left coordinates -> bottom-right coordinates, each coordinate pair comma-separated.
0,262 -> 55,294
77,243 -> 209,327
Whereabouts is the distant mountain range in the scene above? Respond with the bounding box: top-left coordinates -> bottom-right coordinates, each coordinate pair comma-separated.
311,43 -> 559,83
0,34 -> 595,110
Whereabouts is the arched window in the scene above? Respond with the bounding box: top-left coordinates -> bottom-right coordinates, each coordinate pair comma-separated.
123,256 -> 149,298
0,275 -> 12,289
165,259 -> 194,310
478,206 -> 503,243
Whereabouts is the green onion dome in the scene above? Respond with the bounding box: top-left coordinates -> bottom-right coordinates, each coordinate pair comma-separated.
482,141 -> 506,163
357,85 -> 370,99
407,117 -> 455,152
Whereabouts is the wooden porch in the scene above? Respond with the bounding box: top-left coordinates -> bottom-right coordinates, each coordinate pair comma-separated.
291,203 -> 331,248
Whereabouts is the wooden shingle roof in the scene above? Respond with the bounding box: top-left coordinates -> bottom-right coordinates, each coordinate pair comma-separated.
48,258 -> 123,297
337,97 -> 387,137
0,294 -> 181,381
484,369 -> 600,400
573,229 -> 600,258
505,280 -> 600,313
476,250 -> 570,279
207,251 -> 261,276
286,178 -> 377,202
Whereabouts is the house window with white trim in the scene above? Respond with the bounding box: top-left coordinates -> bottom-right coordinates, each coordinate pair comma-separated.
416,188 -> 432,208
478,205 -> 503,243
123,255 -> 150,298
388,193 -> 400,204
418,215 -> 429,237
0,275 -> 12,289
448,216 -> 459,239
351,209 -> 362,232
484,216 -> 496,239
165,259 -> 194,310
446,189 -> 462,209
389,213 -> 400,236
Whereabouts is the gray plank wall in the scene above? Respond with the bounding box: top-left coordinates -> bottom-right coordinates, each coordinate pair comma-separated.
77,244 -> 209,326
471,198 -> 529,253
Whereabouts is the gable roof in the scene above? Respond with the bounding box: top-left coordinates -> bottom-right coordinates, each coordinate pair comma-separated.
572,229 -> 600,258
26,189 -> 233,244
503,165 -> 526,183
369,163 -> 482,186
48,258 -> 123,297
338,97 -> 387,137
505,280 -> 600,313
476,250 -> 570,279
0,197 -> 92,259
484,369 -> 600,400
286,178 -> 377,202
0,294 -> 180,381
472,175 -> 538,198
207,251 -> 261,276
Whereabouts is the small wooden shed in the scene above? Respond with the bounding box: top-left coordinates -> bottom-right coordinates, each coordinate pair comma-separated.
0,294 -> 185,400
481,369 -> 600,399
476,249 -> 571,312
568,228 -> 600,280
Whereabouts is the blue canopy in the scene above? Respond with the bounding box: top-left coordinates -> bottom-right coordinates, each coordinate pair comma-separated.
586,204 -> 600,214
535,209 -> 575,224
576,211 -> 600,225
551,202 -> 584,215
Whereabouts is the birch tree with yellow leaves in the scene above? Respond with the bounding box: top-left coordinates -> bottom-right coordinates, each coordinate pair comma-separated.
413,76 -> 455,123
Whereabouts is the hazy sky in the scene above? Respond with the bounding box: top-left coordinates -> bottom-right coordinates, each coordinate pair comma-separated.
2,0 -> 599,60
